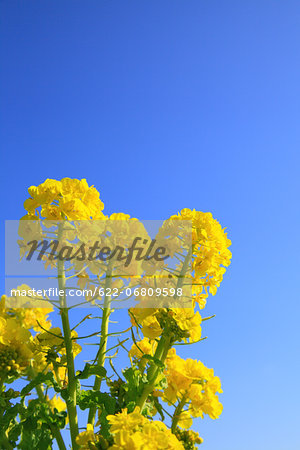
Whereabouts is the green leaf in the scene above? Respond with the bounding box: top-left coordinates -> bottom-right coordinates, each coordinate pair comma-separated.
126,401 -> 137,413
97,406 -> 110,439
19,401 -> 53,449
21,372 -> 61,396
0,403 -> 25,448
78,390 -> 115,414
140,354 -> 165,369
8,422 -> 22,445
18,398 -> 66,448
76,363 -> 107,380
123,367 -> 147,403
60,388 -> 69,402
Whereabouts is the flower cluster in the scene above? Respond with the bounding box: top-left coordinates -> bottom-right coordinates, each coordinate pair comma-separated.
130,208 -> 231,345
162,348 -> 223,421
32,326 -> 82,383
129,338 -> 222,427
174,429 -> 203,450
3,285 -> 53,331
171,208 -> 232,303
48,394 -> 67,413
130,307 -> 202,342
23,178 -> 105,220
107,407 -> 184,449
76,423 -> 99,449
0,296 -> 34,379
76,407 -> 202,449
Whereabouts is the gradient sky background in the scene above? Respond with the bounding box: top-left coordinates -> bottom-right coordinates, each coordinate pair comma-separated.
1,2 -> 300,449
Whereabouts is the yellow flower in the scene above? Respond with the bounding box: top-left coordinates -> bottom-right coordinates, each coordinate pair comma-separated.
131,306 -> 202,343
28,179 -> 62,205
107,407 -> 184,449
36,327 -> 64,348
108,407 -> 146,434
20,307 -> 53,331
40,204 -> 62,220
31,326 -> 81,384
0,317 -> 33,378
160,350 -> 223,421
177,411 -> 193,429
76,424 -> 97,449
48,394 -> 66,413
129,337 -> 156,360
0,317 -> 6,343
170,308 -> 202,343
34,327 -> 81,357
130,308 -> 163,339
170,209 -> 231,301
24,178 -> 105,220
4,318 -> 32,345
175,429 -> 203,448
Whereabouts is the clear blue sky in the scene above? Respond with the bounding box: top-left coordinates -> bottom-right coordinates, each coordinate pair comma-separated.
1,2 -> 300,449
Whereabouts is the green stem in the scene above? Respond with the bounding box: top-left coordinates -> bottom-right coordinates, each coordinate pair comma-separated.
136,332 -> 172,410
171,394 -> 187,433
57,223 -> 79,449
136,245 -> 193,410
174,245 -> 193,300
87,270 -> 112,426
50,426 -> 67,450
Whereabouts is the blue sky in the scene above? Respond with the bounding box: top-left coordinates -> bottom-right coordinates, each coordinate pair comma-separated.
1,1 -> 300,449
